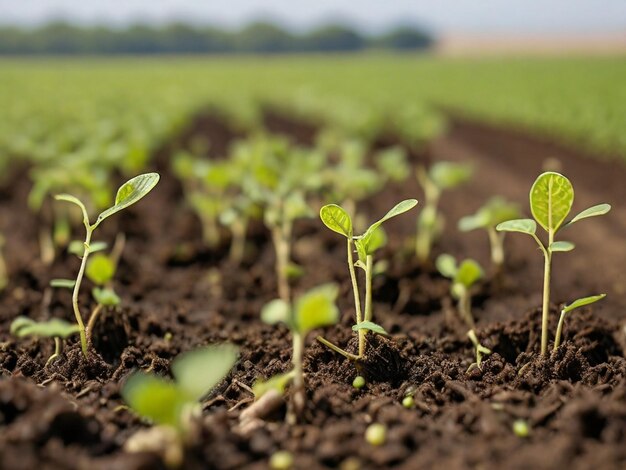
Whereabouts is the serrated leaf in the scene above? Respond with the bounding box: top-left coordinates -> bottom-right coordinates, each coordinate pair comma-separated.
10,316 -> 79,338
549,241 -> 575,252
94,173 -> 159,227
456,259 -> 484,288
253,370 -> 296,399
436,254 -> 457,279
352,321 -> 388,335
86,253 -> 116,285
530,172 -> 573,234
496,219 -> 537,235
261,299 -> 290,326
320,204 -> 352,238
122,372 -> 189,428
171,344 -> 239,402
562,294 -> 606,314
566,203 -> 611,226
294,284 -> 339,335
93,287 -> 121,306
50,279 -> 76,289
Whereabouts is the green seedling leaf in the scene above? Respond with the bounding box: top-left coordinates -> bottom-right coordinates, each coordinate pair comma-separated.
352,321 -> 388,335
54,194 -> 89,226
68,240 -> 108,257
122,373 -> 189,428
436,254 -> 457,279
456,260 -> 484,288
429,162 -> 473,189
549,241 -> 575,252
562,294 -> 606,314
86,253 -> 116,285
354,226 -> 387,261
10,316 -> 80,338
459,197 -> 521,231
50,278 -> 76,289
530,172 -> 573,234
566,203 -> 611,226
95,173 -> 160,227
261,299 -> 290,326
283,192 -> 313,221
93,287 -> 121,306
365,199 -> 418,235
294,283 -> 339,335
171,344 -> 239,401
253,370 -> 296,399
496,219 -> 537,235
320,204 -> 352,237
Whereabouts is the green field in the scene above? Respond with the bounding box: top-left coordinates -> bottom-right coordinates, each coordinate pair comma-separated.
1,54 -> 625,166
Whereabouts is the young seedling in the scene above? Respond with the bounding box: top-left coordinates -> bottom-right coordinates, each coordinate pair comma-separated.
122,344 -> 238,466
466,329 -> 492,373
497,172 -> 611,355
317,199 -> 418,361
554,294 -> 606,351
458,197 -> 521,271
10,316 -> 79,365
416,162 -> 472,264
55,173 -> 159,356
258,284 -> 339,422
436,254 -> 484,328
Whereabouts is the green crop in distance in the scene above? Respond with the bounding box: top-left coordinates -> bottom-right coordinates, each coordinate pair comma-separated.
436,254 -> 484,328
497,172 -> 611,355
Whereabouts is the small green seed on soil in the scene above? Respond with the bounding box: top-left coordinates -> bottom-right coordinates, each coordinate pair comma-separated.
270,450 -> 294,470
352,376 -> 366,389
365,423 -> 387,446
402,396 -> 415,408
513,419 -> 530,438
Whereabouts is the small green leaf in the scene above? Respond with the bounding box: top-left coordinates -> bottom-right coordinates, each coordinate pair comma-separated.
86,253 -> 116,286
294,284 -> 340,335
562,294 -> 606,314
365,199 -> 418,236
429,162 -> 473,189
355,226 -> 387,259
253,370 -> 296,399
459,197 -> 521,231
458,214 -> 486,232
10,316 -> 80,339
456,259 -> 484,288
436,254 -> 457,279
566,203 -> 611,226
530,172 -> 573,234
93,287 -> 121,306
496,219 -> 537,235
122,373 -> 189,428
549,241 -> 575,252
68,240 -> 108,257
352,321 -> 388,335
261,299 -> 290,326
171,344 -> 239,402
55,194 -> 89,226
95,173 -> 160,227
50,279 -> 76,289
320,204 -> 352,238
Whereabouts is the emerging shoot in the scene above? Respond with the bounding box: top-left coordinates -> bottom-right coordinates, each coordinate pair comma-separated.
554,294 -> 606,351
497,172 -> 610,355
466,329 -> 492,373
10,316 -> 79,365
436,254 -> 484,328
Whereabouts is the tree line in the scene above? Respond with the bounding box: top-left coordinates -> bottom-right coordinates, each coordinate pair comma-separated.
0,22 -> 434,55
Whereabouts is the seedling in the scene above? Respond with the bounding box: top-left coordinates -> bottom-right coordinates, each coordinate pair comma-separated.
436,254 -> 484,328
416,162 -> 472,263
317,199 -> 418,360
497,172 -> 610,355
554,294 -> 606,351
259,284 -> 339,422
10,316 -> 79,365
458,197 -> 521,270
122,344 -> 238,452
0,234 -> 7,291
54,173 -> 159,356
466,329 -> 492,373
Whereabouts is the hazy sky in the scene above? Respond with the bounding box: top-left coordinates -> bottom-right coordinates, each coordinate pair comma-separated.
1,0 -> 625,33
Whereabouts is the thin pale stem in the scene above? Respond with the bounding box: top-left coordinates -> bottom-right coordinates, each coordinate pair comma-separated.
110,232 -> 126,269
488,227 -> 505,269
358,255 -> 374,357
416,191 -> 440,264
287,332 -> 305,425
316,336 -> 361,361
86,303 -> 103,346
229,219 -> 247,265
202,215 -> 220,248
39,227 -> 55,266
272,219 -> 292,304
554,310 -> 566,351
46,337 -> 62,366
0,242 -> 7,291
72,228 -> 92,356
540,236 -> 553,356
458,289 -> 475,329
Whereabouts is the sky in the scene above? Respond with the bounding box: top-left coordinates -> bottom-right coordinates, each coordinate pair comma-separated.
0,0 -> 625,34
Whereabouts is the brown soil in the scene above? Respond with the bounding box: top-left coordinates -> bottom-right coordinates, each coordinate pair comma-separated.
1,111 -> 625,470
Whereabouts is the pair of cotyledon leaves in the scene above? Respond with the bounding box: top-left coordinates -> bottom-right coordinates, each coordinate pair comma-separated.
436,254 -> 483,292
496,172 -> 610,253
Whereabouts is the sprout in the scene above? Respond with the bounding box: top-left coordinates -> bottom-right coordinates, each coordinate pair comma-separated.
458,197 -> 521,270
122,344 -> 238,447
554,294 -> 606,351
436,254 -> 484,328
259,284 -> 339,422
55,173 -> 159,356
416,162 -> 472,264
317,199 -> 418,361
466,329 -> 492,373
365,423 -> 387,446
10,316 -> 79,365
497,172 -> 611,355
